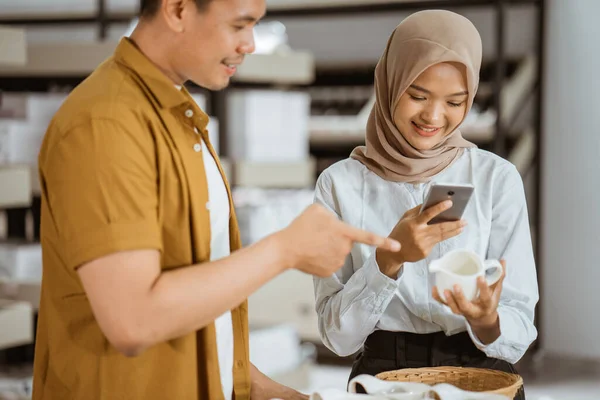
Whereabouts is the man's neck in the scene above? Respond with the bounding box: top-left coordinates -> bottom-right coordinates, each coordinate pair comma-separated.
129,20 -> 185,85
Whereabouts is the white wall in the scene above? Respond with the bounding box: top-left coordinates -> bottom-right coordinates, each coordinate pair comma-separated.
541,0 -> 600,359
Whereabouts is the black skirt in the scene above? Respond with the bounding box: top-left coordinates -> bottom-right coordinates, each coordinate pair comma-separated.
348,330 -> 525,400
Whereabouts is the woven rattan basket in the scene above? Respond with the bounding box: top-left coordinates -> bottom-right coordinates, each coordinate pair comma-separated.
376,367 -> 523,399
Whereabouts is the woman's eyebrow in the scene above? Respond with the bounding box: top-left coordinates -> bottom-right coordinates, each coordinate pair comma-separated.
409,84 -> 468,97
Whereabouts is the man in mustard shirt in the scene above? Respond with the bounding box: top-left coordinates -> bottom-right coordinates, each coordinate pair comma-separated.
32,0 -> 402,399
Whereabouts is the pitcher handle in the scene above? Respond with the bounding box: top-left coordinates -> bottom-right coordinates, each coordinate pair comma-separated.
483,260 -> 504,286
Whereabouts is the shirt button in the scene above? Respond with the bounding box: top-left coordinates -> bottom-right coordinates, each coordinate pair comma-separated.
193,143 -> 202,152
205,201 -> 211,210
185,109 -> 194,118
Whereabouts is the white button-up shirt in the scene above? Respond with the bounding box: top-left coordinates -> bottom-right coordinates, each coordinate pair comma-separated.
313,148 -> 539,364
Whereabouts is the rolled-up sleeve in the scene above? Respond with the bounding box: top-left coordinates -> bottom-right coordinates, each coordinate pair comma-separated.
466,166 -> 539,363
41,117 -> 162,270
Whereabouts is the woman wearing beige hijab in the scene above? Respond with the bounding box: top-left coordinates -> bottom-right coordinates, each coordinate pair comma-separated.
313,10 -> 537,399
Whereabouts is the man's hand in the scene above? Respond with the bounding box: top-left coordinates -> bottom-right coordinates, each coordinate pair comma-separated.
250,364 -> 308,400
277,204 -> 401,278
432,260 -> 506,344
376,201 -> 466,278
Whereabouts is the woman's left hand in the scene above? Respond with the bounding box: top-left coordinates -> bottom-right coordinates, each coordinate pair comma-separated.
432,260 -> 506,330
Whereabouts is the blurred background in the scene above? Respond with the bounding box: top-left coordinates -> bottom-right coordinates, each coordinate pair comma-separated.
0,0 -> 598,399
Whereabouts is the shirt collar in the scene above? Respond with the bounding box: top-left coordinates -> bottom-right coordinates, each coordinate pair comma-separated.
114,37 -> 189,110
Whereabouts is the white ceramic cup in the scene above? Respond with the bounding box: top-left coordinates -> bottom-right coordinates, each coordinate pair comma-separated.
429,249 -> 503,302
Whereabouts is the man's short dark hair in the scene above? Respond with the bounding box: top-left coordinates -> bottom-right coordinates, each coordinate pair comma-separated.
140,0 -> 212,17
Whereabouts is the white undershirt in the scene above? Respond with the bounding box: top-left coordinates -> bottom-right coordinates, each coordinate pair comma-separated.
199,127 -> 234,399
178,83 -> 234,398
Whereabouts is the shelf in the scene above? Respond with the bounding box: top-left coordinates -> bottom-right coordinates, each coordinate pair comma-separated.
0,0 -> 541,24
310,130 -> 365,147
0,299 -> 33,350
235,52 -> 314,85
0,166 -> 32,208
508,125 -> 535,175
501,55 -> 538,128
230,159 -> 316,188
268,0 -> 441,10
0,41 -> 117,77
265,0 -> 540,16
0,41 -> 315,84
310,124 -> 494,147
0,26 -> 26,66
0,11 -> 98,23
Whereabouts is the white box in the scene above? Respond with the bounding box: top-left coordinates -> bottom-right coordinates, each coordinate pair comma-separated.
248,269 -> 321,342
0,300 -> 33,350
0,26 -> 26,66
249,325 -> 304,377
25,93 -> 67,124
0,242 -> 43,281
0,119 -> 47,166
227,90 -> 310,163
233,188 -> 314,245
0,166 -> 32,208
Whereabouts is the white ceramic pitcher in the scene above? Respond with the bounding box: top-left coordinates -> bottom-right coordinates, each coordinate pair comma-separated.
429,249 -> 503,302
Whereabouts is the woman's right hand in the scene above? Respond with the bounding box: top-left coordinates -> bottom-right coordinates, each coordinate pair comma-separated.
376,200 -> 467,278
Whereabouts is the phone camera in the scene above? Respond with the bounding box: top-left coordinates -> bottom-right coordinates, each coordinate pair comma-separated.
448,191 -> 455,196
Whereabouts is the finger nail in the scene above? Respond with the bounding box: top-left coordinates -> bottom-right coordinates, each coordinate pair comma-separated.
461,220 -> 468,227
444,200 -> 453,207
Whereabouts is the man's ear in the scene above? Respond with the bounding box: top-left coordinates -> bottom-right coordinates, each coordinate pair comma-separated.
160,0 -> 190,33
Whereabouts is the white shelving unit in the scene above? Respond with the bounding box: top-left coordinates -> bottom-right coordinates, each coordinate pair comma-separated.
0,40 -> 315,189
0,29 -> 31,210
0,28 -> 34,352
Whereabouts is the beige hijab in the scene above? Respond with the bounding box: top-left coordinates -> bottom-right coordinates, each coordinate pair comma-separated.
351,10 -> 482,183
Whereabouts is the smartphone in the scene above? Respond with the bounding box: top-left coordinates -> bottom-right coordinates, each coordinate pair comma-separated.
420,182 -> 474,224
